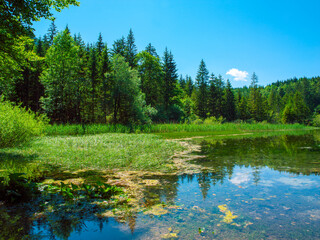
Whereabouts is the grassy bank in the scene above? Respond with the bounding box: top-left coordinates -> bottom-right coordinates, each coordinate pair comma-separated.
45,122 -> 314,136
0,133 -> 183,181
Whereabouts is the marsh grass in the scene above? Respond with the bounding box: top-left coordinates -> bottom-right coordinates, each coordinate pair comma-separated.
0,134 -> 183,178
45,122 -> 314,137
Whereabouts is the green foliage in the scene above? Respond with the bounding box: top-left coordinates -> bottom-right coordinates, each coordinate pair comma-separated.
44,181 -> 123,201
0,173 -> 39,203
40,29 -> 81,123
137,51 -> 164,107
223,80 -> 236,121
162,48 -> 180,112
312,114 -> 320,127
194,59 -> 209,119
0,99 -> 47,148
108,54 -> 156,124
0,0 -> 79,87
282,92 -> 310,124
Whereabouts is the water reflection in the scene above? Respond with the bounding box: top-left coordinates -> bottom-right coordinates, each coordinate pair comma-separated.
1,131 -> 320,239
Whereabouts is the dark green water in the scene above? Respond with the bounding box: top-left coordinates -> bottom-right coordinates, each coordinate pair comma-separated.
1,131 -> 320,239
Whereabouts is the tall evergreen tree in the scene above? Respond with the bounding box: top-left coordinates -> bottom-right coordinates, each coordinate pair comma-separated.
185,75 -> 194,97
223,80 -> 236,121
194,59 -> 209,119
97,45 -> 111,123
248,72 -> 267,121
125,29 -> 137,68
112,37 -> 126,57
179,75 -> 186,90
87,45 -> 98,122
162,48 -> 179,109
208,73 -> 217,117
145,43 -> 159,58
96,33 -> 104,56
47,20 -> 57,46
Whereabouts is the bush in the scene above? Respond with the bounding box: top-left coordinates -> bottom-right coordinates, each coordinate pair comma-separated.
0,99 -> 48,148
312,114 -> 320,127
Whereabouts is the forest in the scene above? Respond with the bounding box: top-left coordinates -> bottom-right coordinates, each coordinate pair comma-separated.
1,19 -> 320,126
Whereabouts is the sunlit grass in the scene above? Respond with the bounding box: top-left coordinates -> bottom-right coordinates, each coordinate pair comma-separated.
0,134 -> 183,179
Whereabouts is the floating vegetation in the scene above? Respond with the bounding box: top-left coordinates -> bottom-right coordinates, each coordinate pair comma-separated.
218,204 -> 238,224
143,204 -> 169,216
42,181 -> 124,201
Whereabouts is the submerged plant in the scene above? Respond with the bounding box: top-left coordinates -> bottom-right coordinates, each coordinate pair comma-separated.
43,181 -> 124,201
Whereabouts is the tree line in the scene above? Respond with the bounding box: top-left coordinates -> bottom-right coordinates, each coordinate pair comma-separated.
1,21 -> 320,125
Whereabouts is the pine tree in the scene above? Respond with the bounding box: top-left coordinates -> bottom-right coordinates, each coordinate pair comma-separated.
96,33 -> 104,56
179,75 -> 186,90
97,45 -> 111,123
208,73 -> 217,117
162,48 -> 178,109
207,74 -> 224,118
125,29 -> 137,68
112,37 -> 126,57
47,20 -> 57,46
223,80 -> 236,121
185,75 -> 194,97
238,95 -> 250,120
248,72 -> 266,121
145,43 -> 159,58
35,37 -> 45,57
87,45 -> 98,122
194,59 -> 209,119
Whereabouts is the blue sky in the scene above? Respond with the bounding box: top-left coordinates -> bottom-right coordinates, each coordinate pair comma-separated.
33,0 -> 320,87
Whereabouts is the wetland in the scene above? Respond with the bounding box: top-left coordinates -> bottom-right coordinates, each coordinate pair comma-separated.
1,129 -> 320,239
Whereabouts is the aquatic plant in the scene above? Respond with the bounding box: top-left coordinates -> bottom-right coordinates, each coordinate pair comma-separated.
43,181 -> 124,201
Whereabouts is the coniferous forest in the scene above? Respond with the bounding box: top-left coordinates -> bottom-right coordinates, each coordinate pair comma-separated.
1,20 -> 320,126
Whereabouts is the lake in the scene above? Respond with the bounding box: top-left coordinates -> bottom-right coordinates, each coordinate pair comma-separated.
1,131 -> 320,239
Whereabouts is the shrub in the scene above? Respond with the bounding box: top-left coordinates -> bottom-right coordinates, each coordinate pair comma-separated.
0,99 -> 48,148
312,114 -> 320,127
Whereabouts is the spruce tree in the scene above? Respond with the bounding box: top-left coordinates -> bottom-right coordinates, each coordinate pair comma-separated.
97,45 -> 111,122
248,72 -> 267,121
185,75 -> 194,97
162,48 -> 178,110
145,43 -> 159,58
194,59 -> 209,119
179,75 -> 186,90
223,80 -> 236,121
208,73 -> 217,117
125,29 -> 137,68
112,37 -> 126,57
96,33 -> 104,56
47,20 -> 57,46
87,45 -> 98,122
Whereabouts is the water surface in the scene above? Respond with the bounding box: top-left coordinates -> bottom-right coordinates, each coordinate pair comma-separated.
1,131 -> 320,239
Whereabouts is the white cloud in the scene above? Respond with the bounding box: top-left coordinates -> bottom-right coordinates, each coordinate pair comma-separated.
229,172 -> 251,185
226,68 -> 249,81
277,177 -> 318,189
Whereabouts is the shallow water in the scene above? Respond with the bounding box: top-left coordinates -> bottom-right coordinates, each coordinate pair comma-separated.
1,131 -> 320,239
